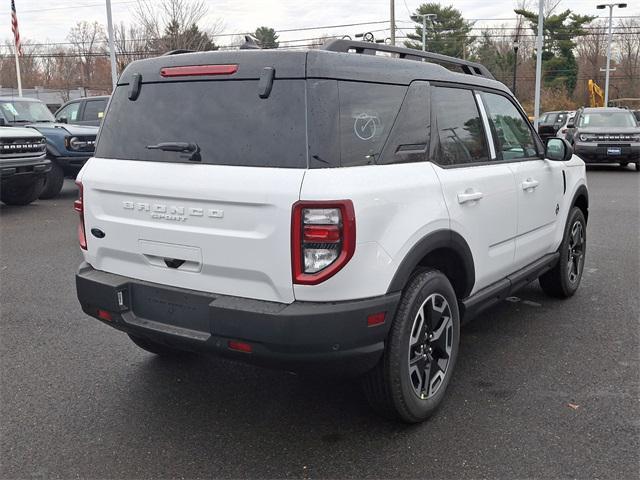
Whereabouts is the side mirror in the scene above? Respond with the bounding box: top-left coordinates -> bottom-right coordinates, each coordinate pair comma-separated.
58,117 -> 68,124
546,137 -> 573,161
566,121 -> 575,129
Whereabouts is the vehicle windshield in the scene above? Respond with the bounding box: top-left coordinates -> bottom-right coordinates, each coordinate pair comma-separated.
578,111 -> 637,128
0,100 -> 55,123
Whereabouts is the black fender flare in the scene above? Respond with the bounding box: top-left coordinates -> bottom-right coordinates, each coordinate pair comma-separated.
570,184 -> 589,222
387,229 -> 475,297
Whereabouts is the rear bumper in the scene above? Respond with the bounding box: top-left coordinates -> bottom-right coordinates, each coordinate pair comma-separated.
574,142 -> 640,162
76,263 -> 400,375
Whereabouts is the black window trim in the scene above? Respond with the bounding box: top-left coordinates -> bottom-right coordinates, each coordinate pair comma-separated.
428,81 -> 545,170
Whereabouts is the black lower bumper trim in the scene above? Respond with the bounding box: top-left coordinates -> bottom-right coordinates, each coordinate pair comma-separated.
76,263 -> 400,375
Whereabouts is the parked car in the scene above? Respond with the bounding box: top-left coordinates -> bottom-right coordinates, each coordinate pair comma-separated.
566,107 -> 640,170
74,41 -> 588,423
0,96 -> 99,198
538,110 -> 572,141
55,96 -> 110,127
0,126 -> 50,205
556,111 -> 576,139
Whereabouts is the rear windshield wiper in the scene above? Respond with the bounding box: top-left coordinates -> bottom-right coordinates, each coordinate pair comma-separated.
146,142 -> 201,161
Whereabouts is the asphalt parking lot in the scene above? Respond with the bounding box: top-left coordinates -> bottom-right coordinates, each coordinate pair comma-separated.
1,166 -> 639,479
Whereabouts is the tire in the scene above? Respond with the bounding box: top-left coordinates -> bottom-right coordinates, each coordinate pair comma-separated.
128,334 -> 191,357
0,177 -> 45,205
38,162 -> 64,199
362,269 -> 460,423
539,207 -> 586,298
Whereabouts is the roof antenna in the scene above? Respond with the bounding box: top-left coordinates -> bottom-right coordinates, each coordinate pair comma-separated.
240,35 -> 260,50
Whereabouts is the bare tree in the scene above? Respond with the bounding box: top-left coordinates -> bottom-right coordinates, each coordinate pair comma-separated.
68,21 -> 105,86
134,0 -> 223,52
113,22 -> 156,72
614,18 -> 640,98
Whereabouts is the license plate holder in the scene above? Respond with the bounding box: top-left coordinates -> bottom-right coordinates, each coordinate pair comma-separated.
607,147 -> 622,156
131,284 -> 212,333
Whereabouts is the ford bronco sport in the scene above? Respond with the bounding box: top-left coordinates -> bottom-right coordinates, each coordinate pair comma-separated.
565,107 -> 640,171
75,41 -> 588,423
0,126 -> 50,205
0,96 -> 99,199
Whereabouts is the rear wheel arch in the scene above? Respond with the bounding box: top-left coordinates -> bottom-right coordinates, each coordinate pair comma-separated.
387,230 -> 475,299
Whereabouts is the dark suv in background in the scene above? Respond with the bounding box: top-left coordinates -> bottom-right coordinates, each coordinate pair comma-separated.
538,110 -> 572,141
566,107 -> 640,171
55,96 -> 109,127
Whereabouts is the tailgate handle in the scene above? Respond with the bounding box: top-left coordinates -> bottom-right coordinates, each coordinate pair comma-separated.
164,258 -> 186,269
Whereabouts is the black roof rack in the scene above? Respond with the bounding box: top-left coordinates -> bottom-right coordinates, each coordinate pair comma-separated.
163,49 -> 195,56
321,39 -> 495,80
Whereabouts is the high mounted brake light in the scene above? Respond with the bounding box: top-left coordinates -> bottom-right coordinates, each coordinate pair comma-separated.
159,64 -> 238,77
292,200 -> 356,285
74,180 -> 87,250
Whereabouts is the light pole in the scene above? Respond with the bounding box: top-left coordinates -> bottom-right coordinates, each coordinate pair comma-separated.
512,39 -> 519,96
390,0 -> 396,46
597,3 -> 627,106
105,0 -> 118,91
411,13 -> 437,51
533,0 -> 544,131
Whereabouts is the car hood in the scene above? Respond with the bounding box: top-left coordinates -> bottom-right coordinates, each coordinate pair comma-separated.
0,126 -> 44,139
26,123 -> 99,137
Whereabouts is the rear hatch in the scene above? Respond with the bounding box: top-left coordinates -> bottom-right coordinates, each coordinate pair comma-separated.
80,51 -> 308,303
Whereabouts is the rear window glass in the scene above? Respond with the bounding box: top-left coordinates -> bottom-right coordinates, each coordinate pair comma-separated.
96,80 -> 307,168
337,81 -> 406,167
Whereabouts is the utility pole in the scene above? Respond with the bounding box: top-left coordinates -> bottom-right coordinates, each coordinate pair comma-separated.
390,0 -> 396,46
597,3 -> 627,106
411,13 -> 437,52
533,0 -> 544,131
512,39 -> 519,96
106,0 -> 118,91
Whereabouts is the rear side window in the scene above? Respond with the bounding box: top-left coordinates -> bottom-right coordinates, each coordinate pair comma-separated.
83,99 -> 107,121
480,92 -> 538,160
432,87 -> 489,165
96,80 -> 307,168
337,82 -> 406,167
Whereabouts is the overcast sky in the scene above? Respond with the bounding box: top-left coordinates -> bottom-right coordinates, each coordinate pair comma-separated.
2,0 -> 639,48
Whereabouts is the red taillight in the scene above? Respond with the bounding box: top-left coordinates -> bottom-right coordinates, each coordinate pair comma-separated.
75,180 -> 87,250
228,340 -> 252,353
367,312 -> 386,327
97,309 -> 112,321
292,200 -> 356,285
160,64 -> 238,77
303,225 -> 341,243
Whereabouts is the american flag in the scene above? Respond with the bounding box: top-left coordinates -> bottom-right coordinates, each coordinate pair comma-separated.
11,0 -> 22,56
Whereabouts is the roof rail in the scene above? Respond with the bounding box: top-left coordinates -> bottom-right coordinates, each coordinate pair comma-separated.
321,39 -> 495,80
163,49 -> 195,56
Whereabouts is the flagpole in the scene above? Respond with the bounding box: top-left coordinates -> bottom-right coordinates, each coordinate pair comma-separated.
14,42 -> 22,97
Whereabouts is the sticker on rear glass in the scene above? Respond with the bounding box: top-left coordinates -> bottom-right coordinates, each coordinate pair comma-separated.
354,113 -> 380,141
2,103 -> 18,116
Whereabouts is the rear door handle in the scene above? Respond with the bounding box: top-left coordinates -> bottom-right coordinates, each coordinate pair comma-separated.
521,178 -> 540,190
457,190 -> 484,204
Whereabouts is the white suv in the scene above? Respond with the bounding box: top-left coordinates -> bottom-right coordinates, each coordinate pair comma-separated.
75,41 -> 588,423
